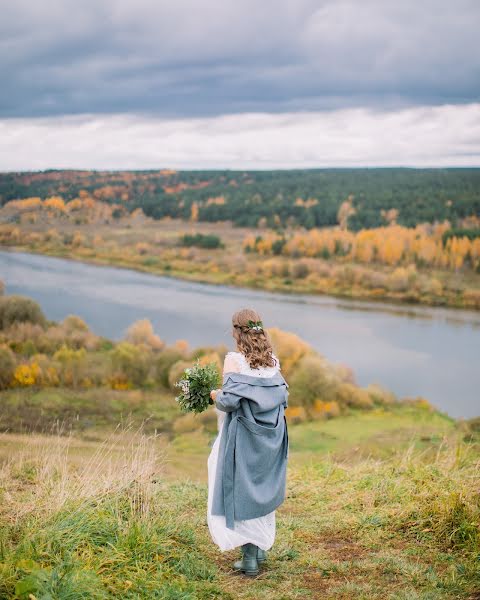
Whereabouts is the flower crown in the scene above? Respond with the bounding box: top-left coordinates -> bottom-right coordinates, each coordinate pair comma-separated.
247,319 -> 263,331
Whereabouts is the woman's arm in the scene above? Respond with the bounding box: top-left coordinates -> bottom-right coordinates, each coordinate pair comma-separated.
212,352 -> 242,412
214,384 -> 242,413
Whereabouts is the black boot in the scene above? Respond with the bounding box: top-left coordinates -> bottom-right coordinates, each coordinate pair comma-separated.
232,543 -> 259,576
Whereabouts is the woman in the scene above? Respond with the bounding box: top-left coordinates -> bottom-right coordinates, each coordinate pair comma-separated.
208,308 -> 289,577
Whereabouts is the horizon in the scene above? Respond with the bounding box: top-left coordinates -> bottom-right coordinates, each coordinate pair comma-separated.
3,165 -> 480,174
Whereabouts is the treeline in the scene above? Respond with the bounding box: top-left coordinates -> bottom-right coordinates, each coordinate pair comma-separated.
1,168 -> 479,230
244,222 -> 480,273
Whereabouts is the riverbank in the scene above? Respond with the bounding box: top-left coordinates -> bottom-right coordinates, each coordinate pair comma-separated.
1,218 -> 479,311
2,239 -> 480,312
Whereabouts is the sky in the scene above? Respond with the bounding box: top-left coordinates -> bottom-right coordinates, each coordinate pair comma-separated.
0,0 -> 479,170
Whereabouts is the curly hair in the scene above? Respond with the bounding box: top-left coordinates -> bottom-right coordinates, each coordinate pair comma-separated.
231,308 -> 276,370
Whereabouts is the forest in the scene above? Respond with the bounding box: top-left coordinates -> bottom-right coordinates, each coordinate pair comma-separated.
1,168 -> 479,230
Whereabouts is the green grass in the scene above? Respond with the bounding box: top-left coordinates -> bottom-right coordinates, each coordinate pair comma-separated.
0,387 -> 179,435
0,408 -> 478,599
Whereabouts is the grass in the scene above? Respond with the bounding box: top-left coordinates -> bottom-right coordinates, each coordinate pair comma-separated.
0,387 -> 179,435
0,408 -> 478,599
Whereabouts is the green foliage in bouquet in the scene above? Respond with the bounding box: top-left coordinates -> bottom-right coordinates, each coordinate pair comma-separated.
174,360 -> 220,414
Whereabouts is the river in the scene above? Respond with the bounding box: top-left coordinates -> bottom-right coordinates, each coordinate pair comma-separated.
1,250 -> 479,418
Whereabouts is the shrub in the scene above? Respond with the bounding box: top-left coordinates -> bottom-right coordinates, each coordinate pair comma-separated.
267,327 -> 312,376
420,278 -> 443,296
167,360 -> 193,391
33,353 -> 60,386
335,382 -> 374,409
463,289 -> 480,309
155,348 -> 185,387
0,344 -> 16,389
366,383 -> 397,405
191,345 -> 227,360
125,319 -> 165,351
109,342 -> 151,388
62,315 -> 89,334
53,345 -> 88,387
0,295 -> 46,329
291,260 -> 310,279
387,267 -> 411,292
180,233 -> 223,249
288,355 -> 338,408
1,322 -> 45,352
311,399 -> 341,419
284,406 -> 307,424
12,362 -> 41,387
189,350 -> 223,376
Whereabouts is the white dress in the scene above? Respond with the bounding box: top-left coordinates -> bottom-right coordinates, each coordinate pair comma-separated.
207,351 -> 280,552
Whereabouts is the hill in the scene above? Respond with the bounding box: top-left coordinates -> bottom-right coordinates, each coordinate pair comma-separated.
0,410 -> 479,599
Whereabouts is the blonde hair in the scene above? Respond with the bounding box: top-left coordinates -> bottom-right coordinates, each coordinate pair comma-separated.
231,308 -> 276,369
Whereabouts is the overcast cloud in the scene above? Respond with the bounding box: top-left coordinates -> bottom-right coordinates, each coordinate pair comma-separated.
0,0 -> 479,168
1,104 -> 479,170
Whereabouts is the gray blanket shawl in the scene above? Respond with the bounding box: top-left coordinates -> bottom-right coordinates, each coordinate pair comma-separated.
210,370 -> 289,529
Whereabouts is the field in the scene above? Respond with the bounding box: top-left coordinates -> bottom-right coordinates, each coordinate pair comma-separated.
1,406 -> 479,599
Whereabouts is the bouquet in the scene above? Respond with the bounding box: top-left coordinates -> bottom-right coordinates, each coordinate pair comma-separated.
174,360 -> 220,414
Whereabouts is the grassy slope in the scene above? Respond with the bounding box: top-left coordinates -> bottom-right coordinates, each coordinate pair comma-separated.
1,406 -> 479,599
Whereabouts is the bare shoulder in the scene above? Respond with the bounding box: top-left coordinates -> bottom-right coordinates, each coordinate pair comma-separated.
223,351 -> 242,374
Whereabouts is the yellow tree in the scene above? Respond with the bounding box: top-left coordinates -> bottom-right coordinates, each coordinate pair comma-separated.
190,202 -> 199,222
337,195 -> 356,230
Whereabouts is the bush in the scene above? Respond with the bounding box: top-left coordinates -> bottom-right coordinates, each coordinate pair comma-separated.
180,233 -> 223,249
12,361 -> 42,387
366,383 -> 397,405
167,360 -> 193,391
62,315 -> 89,334
267,327 -> 312,376
191,345 -> 227,360
335,382 -> 374,409
125,319 -> 164,351
387,267 -> 410,292
284,406 -> 308,424
155,348 -> 185,387
311,399 -> 341,419
109,342 -> 152,388
463,289 -> 480,309
0,295 -> 46,329
288,355 -> 338,408
53,345 -> 88,387
291,260 -> 310,279
0,344 -> 16,389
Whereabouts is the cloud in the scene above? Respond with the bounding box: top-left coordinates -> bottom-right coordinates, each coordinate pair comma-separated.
1,0 -> 479,118
1,103 -> 478,170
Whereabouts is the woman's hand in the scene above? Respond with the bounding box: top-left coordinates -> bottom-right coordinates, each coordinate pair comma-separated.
210,389 -> 220,404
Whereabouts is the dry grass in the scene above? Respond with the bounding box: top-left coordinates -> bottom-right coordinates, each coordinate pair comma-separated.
0,416 -> 478,599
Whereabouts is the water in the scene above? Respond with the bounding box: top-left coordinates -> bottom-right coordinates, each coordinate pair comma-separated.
1,250 -> 479,418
